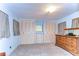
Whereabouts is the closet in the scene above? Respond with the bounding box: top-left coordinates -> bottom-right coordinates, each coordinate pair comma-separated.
20,20 -> 55,44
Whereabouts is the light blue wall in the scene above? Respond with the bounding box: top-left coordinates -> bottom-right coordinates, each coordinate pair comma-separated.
56,11 -> 79,35
0,4 -> 21,55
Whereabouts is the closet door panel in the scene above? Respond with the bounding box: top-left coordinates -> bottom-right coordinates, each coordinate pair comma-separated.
43,21 -> 54,43
36,32 -> 44,43
20,20 -> 36,44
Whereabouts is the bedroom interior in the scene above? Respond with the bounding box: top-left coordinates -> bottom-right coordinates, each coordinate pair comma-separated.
0,3 -> 79,56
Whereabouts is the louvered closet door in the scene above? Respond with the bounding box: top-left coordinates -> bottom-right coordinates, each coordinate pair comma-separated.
35,32 -> 44,44
20,20 -> 56,44
43,21 -> 54,43
20,20 -> 36,44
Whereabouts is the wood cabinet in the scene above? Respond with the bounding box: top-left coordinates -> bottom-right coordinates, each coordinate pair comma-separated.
56,35 -> 79,56
0,52 -> 5,56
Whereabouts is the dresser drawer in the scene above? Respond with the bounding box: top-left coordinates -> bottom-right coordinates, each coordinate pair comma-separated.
71,48 -> 77,53
66,39 -> 71,43
65,43 -> 71,49
61,37 -> 66,39
71,39 -> 76,42
71,42 -> 77,45
71,44 -> 76,49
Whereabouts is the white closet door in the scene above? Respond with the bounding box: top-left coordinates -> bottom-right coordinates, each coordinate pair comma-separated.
43,21 -> 54,43
35,32 -> 44,44
20,20 -> 36,44
20,20 -> 55,44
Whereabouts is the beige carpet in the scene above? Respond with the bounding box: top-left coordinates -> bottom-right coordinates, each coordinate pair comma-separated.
10,43 -> 72,56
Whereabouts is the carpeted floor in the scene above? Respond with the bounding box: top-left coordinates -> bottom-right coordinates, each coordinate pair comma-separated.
10,43 -> 72,56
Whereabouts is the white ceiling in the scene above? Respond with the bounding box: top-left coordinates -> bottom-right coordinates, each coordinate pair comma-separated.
2,3 -> 79,20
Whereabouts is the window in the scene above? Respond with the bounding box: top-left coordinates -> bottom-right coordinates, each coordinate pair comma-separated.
58,22 -> 66,35
35,20 -> 43,32
36,25 -> 43,32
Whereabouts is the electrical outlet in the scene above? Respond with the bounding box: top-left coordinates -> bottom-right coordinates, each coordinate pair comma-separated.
10,46 -> 12,49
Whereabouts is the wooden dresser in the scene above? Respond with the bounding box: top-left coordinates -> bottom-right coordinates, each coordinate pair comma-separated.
56,35 -> 79,56
0,52 -> 5,56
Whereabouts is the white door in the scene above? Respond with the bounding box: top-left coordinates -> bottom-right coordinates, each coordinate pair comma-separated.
20,20 -> 36,44
43,21 -> 55,43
